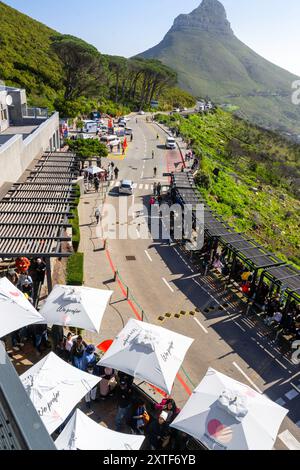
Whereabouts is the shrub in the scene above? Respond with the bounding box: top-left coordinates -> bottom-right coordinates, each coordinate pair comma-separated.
66,252 -> 84,286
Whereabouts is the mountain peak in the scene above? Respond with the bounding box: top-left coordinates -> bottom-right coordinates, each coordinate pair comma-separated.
171,0 -> 233,35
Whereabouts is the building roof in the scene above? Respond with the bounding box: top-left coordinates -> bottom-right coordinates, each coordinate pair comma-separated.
0,151 -> 76,258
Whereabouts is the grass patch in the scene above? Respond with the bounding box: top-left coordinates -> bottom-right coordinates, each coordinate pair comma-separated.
71,184 -> 81,253
155,111 -> 300,268
66,252 -> 84,286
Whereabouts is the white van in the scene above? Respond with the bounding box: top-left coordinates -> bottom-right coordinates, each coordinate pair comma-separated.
77,133 -> 94,140
82,120 -> 98,133
166,137 -> 177,150
100,135 -> 121,147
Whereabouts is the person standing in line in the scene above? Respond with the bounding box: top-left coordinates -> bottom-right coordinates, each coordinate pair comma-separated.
114,167 -> 119,180
115,379 -> 133,432
153,166 -> 157,177
153,182 -> 157,197
64,332 -> 74,362
152,150 -> 155,159
95,208 -> 101,225
157,182 -> 162,197
71,335 -> 85,370
94,177 -> 100,193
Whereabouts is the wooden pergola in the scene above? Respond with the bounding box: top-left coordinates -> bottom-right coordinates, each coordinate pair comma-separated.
0,151 -> 78,291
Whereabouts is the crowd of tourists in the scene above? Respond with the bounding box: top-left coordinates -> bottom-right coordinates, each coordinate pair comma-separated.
4,258 -> 48,353
49,332 -> 185,450
198,244 -> 300,345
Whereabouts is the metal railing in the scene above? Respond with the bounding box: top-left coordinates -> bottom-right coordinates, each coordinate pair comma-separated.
23,107 -> 48,119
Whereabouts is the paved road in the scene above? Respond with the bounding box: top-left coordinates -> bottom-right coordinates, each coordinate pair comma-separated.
81,113 -> 300,450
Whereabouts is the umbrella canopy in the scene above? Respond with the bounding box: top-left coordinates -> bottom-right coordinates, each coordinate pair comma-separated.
21,352 -> 100,435
98,319 -> 194,395
55,409 -> 145,450
171,368 -> 288,450
0,277 -> 43,339
86,166 -> 105,175
39,285 -> 113,333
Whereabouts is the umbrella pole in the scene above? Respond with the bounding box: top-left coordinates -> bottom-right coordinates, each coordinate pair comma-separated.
45,258 -> 53,294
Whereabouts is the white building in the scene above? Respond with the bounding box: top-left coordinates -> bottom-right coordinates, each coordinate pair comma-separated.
0,84 -> 60,189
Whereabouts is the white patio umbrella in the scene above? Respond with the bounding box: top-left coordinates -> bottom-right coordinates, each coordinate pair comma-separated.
21,352 -> 100,435
98,319 -> 194,395
86,166 -> 105,175
39,285 -> 113,333
0,277 -> 43,338
55,409 -> 145,450
171,367 -> 288,450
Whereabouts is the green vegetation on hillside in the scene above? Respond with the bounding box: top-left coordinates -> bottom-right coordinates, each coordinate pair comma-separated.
0,2 -> 195,116
156,110 -> 300,267
140,1 -> 300,136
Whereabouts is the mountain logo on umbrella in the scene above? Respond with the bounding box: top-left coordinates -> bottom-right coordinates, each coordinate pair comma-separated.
207,419 -> 233,444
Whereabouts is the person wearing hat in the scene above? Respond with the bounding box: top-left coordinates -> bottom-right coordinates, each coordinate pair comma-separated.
148,411 -> 171,450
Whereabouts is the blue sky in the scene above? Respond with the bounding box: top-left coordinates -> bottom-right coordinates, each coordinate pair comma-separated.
4,0 -> 300,76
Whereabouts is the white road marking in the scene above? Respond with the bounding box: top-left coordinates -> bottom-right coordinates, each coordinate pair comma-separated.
291,381 -> 300,393
145,184 -> 149,190
162,277 -> 174,293
132,183 -> 137,189
278,430 -> 300,450
234,321 -> 246,333
144,250 -> 152,262
275,398 -> 286,406
284,389 -> 299,401
139,184 -> 143,190
194,317 -> 208,334
232,362 -> 263,394
136,228 -> 141,239
115,182 -> 120,187
275,358 -> 288,370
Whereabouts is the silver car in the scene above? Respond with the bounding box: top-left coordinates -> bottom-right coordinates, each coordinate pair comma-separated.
119,180 -> 133,195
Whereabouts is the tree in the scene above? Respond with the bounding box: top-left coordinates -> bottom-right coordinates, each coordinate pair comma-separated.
66,139 -> 108,167
51,35 -> 104,101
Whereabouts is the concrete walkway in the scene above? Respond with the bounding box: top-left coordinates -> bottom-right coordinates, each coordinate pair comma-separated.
77,182 -> 135,347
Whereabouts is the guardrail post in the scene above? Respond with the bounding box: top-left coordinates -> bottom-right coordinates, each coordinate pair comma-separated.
126,287 -> 129,300
114,270 -> 118,282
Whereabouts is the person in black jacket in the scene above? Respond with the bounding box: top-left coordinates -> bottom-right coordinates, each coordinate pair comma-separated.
148,412 -> 170,450
115,379 -> 133,432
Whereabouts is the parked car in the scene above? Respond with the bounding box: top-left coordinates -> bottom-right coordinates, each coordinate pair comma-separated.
100,135 -> 120,147
77,133 -> 94,140
139,110 -> 145,115
165,137 -> 177,150
119,180 -> 133,195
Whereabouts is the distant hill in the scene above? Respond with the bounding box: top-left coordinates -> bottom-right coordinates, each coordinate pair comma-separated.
138,0 -> 300,137
0,1 -> 63,107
